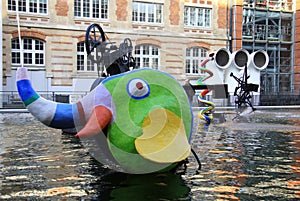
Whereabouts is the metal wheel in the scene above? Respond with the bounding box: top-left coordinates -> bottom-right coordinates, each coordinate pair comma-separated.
119,38 -> 133,65
85,23 -> 106,55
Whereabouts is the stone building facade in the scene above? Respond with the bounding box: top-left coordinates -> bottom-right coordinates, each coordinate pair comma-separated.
1,0 -> 228,93
1,0 -> 299,105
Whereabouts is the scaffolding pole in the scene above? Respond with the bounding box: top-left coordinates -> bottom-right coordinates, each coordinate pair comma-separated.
0,2 -> 3,108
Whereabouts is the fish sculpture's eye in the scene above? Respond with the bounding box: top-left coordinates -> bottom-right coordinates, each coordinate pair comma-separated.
127,78 -> 150,99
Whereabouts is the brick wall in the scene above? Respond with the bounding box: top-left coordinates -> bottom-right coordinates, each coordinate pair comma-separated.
55,0 -> 69,17
116,0 -> 128,21
170,0 -> 180,25
231,0 -> 243,51
217,0 -> 228,30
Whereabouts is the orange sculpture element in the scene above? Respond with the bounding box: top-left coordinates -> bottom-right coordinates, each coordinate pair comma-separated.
76,105 -> 112,138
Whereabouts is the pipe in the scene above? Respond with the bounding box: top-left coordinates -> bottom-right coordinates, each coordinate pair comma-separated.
250,50 -> 269,70
214,48 -> 233,69
232,49 -> 250,70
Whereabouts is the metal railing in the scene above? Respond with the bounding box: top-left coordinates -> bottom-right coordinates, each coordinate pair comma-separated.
1,90 -> 300,109
242,24 -> 292,41
0,91 -> 89,109
260,94 -> 300,106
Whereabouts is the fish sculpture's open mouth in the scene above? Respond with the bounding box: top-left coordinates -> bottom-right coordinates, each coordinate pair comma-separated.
135,108 -> 191,163
75,105 -> 112,138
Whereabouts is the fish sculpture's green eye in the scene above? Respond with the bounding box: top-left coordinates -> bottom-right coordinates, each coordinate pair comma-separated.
127,78 -> 150,99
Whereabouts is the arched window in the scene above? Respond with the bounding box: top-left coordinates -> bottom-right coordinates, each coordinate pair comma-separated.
134,44 -> 160,69
11,37 -> 45,67
185,47 -> 208,74
77,41 -> 99,72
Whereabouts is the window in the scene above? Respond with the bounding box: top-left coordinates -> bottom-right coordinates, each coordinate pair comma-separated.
74,0 -> 108,19
132,1 -> 162,24
11,38 -> 45,66
184,6 -> 211,28
186,47 -> 208,74
77,42 -> 98,72
135,44 -> 160,69
8,0 -> 47,14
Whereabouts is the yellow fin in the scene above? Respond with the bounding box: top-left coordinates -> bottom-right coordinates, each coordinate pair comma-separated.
135,108 -> 191,163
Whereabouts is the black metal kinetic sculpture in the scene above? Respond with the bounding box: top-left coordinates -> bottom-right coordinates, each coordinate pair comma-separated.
230,63 -> 259,113
85,23 -> 136,77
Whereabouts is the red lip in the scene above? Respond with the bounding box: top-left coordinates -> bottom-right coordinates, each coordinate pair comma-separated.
75,105 -> 112,138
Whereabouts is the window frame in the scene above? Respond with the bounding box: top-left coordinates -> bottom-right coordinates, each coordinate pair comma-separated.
74,0 -> 109,20
132,1 -> 163,25
185,47 -> 208,75
7,0 -> 48,15
11,37 -> 45,68
184,6 -> 212,29
76,41 -> 99,73
134,44 -> 160,70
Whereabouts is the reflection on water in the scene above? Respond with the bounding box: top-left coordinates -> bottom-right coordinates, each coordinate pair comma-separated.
189,110 -> 300,200
0,110 -> 300,200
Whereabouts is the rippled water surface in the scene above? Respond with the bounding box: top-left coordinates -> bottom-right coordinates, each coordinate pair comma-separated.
0,110 -> 300,200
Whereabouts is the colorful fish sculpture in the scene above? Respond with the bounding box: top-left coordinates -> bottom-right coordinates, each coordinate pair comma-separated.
16,67 -> 193,174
